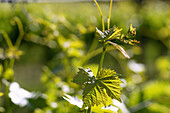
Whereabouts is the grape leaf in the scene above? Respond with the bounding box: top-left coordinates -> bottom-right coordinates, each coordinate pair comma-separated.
72,68 -> 122,109
96,69 -> 122,102
92,104 -> 119,113
96,27 -> 122,41
128,24 -> 136,36
72,68 -> 95,86
107,41 -> 130,59
82,82 -> 111,108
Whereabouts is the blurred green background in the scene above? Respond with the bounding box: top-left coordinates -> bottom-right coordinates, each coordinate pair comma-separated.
0,0 -> 170,113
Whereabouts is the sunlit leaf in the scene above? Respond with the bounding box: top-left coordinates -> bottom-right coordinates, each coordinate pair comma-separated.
82,82 -> 112,108
96,69 -> 122,102
73,68 -> 122,109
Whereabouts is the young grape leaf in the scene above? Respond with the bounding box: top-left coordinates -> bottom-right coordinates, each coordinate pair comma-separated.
96,28 -> 106,40
95,24 -> 140,45
128,24 -> 136,36
96,27 -> 122,42
73,68 -> 122,109
107,27 -> 122,40
107,41 -> 130,59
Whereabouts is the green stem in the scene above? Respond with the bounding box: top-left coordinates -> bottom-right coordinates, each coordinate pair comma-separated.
80,46 -> 115,66
14,17 -> 24,49
5,85 -> 10,113
0,30 -> 13,48
9,58 -> 15,69
97,43 -> 108,76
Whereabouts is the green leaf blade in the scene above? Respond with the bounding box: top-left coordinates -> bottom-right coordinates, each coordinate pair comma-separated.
82,83 -> 112,109
72,68 -> 122,109
97,69 -> 122,102
72,68 -> 94,85
98,80 -> 122,102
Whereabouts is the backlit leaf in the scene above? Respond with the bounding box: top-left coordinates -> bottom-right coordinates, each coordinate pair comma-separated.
96,69 -> 122,102
73,68 -> 122,109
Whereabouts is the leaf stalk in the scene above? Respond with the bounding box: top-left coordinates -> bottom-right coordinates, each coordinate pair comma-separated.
14,17 -> 24,49
108,0 -> 113,30
93,0 -> 105,32
0,30 -> 13,48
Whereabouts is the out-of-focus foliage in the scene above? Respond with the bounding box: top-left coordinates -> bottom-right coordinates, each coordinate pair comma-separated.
0,92 -> 3,97
0,0 -> 170,113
